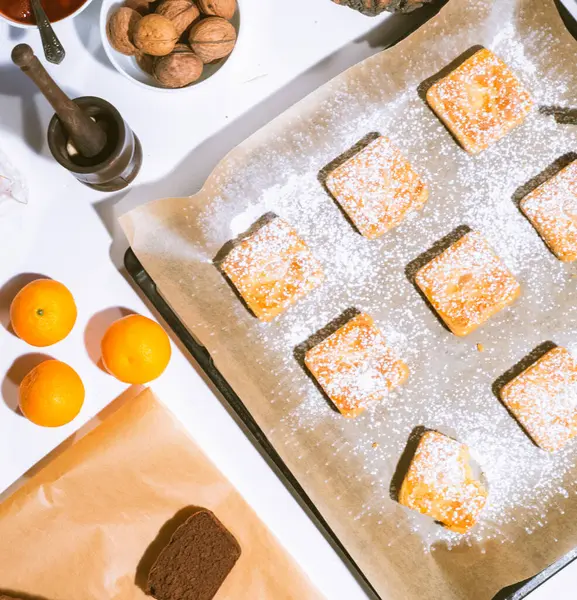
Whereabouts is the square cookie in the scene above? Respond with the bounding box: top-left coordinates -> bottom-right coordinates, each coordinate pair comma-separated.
500,347 -> 577,452
325,136 -> 428,239
414,231 -> 521,336
520,160 -> 577,262
221,217 -> 324,321
304,313 -> 408,417
426,48 -> 533,154
398,430 -> 487,534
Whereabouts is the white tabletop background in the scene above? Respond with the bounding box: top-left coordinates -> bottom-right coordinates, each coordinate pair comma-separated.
0,0 -> 576,598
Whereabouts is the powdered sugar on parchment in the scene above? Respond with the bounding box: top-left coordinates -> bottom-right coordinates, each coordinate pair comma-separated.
167,2 -> 577,556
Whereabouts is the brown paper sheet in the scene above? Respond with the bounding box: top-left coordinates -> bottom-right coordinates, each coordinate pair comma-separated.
120,1 -> 577,598
0,388 -> 325,600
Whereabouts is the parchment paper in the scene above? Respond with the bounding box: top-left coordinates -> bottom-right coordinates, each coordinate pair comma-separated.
120,1 -> 577,598
0,388 -> 325,600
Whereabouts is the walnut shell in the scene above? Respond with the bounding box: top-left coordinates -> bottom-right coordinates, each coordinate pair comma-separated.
153,44 -> 203,88
133,14 -> 179,56
197,0 -> 236,19
155,0 -> 200,36
107,7 -> 141,56
136,51 -> 155,74
188,17 -> 236,63
124,0 -> 150,16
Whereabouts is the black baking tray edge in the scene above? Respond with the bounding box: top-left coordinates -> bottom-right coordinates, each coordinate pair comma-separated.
126,248 -> 577,600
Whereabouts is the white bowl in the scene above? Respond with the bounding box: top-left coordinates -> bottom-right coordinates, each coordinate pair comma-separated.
0,0 -> 94,28
99,0 -> 242,92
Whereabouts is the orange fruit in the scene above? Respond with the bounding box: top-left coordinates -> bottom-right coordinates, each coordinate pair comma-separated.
19,360 -> 85,427
10,279 -> 77,347
101,314 -> 171,384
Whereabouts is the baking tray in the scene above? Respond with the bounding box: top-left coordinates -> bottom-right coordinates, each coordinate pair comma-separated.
124,3 -> 577,597
125,247 -> 577,600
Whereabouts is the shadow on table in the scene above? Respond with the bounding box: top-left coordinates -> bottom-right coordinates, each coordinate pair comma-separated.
73,0 -> 112,71
7,26 -> 27,42
0,62 -> 80,158
1,352 -> 53,415
84,306 -> 135,371
0,62 -> 45,155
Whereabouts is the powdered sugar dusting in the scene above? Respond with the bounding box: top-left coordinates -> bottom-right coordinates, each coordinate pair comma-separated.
198,52 -> 577,548
130,0 -> 577,587
198,64 -> 577,547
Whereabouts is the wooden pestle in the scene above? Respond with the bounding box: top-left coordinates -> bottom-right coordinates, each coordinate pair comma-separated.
11,44 -> 107,159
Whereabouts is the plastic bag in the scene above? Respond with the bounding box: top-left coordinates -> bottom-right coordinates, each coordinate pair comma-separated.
0,148 -> 27,205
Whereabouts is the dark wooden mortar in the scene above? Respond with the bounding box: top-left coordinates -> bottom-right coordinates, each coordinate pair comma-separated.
12,43 -> 142,192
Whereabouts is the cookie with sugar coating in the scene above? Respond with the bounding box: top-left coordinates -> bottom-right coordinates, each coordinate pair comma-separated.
325,136 -> 428,239
500,346 -> 577,452
398,430 -> 487,533
305,312 -> 408,417
221,217 -> 324,321
521,160 -> 577,262
426,48 -> 532,154
414,230 -> 520,336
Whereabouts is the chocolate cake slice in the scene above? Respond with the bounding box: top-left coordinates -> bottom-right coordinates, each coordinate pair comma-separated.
147,509 -> 241,600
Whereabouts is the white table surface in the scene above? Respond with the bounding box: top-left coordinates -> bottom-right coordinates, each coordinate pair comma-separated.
0,1 -> 574,598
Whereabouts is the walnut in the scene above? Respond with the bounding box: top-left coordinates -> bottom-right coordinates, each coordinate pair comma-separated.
107,7 -> 141,56
155,0 -> 200,36
136,51 -> 155,74
153,44 -> 204,88
124,0 -> 150,16
188,17 -> 236,63
197,0 -> 236,19
133,14 -> 179,56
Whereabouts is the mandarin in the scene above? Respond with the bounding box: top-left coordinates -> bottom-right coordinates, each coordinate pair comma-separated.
101,314 -> 171,384
19,360 -> 85,427
10,279 -> 77,347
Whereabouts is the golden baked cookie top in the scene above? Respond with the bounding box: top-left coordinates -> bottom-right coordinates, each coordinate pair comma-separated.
398,430 -> 487,534
521,160 -> 577,262
426,48 -> 533,154
500,346 -> 577,452
221,217 -> 324,321
325,136 -> 428,239
415,231 -> 521,336
305,313 -> 408,418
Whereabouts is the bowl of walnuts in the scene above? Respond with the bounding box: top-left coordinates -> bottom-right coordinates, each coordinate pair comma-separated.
100,0 -> 239,90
